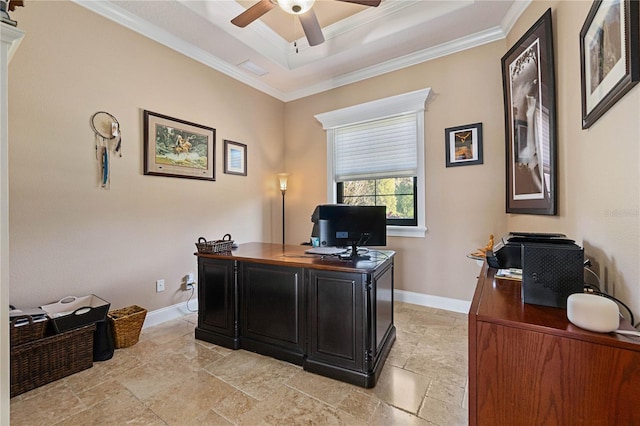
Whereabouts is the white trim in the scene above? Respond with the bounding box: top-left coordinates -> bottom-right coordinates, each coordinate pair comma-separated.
315,88 -> 432,129
286,26 -> 505,101
501,0 -> 533,36
394,289 -> 471,314
1,23 -> 24,61
142,299 -> 199,329
1,23 -> 25,425
139,292 -> 469,328
414,111 -> 426,234
325,129 -> 335,202
388,225 -> 426,238
72,1 -> 528,102
72,0 -> 287,101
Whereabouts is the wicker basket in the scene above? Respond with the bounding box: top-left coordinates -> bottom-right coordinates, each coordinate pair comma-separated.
108,305 -> 147,348
195,234 -> 234,254
10,315 -> 48,347
10,324 -> 95,397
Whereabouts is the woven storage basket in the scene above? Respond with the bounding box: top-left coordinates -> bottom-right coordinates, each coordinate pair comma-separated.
108,305 -> 147,348
195,234 -> 234,254
10,315 -> 48,347
10,324 -> 95,397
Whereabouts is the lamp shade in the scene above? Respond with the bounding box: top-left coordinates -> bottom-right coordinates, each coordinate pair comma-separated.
277,173 -> 289,192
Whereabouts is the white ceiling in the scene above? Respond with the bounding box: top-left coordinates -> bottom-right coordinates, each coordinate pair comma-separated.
73,0 -> 530,102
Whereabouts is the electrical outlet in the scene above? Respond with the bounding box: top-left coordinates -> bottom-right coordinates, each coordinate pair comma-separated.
156,279 -> 165,292
184,283 -> 194,291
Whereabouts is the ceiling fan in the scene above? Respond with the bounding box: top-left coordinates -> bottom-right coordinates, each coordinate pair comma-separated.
231,0 -> 382,47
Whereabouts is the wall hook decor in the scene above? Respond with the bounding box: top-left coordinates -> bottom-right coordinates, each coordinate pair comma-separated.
90,111 -> 122,189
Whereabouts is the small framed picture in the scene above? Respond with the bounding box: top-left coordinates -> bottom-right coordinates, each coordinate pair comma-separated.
224,140 -> 247,176
445,122 -> 483,167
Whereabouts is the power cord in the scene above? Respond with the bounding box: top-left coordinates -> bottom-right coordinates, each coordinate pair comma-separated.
185,284 -> 198,313
583,265 -> 602,291
583,260 -> 636,327
583,286 -> 635,327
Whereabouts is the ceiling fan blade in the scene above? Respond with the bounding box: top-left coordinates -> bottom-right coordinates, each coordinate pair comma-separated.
299,9 -> 325,46
231,0 -> 276,28
335,0 -> 381,7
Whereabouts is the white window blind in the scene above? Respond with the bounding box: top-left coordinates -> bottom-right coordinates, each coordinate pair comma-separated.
334,114 -> 417,181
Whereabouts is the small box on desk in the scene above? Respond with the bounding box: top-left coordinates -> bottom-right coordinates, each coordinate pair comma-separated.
41,295 -> 110,333
521,244 -> 584,309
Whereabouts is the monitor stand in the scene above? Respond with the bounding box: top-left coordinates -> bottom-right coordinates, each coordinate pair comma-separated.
339,243 -> 371,261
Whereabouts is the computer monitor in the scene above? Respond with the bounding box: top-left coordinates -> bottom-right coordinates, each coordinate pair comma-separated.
310,204 -> 387,259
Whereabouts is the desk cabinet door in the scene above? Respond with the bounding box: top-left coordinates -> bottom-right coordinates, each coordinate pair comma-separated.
307,269 -> 365,372
240,263 -> 305,359
198,258 -> 236,339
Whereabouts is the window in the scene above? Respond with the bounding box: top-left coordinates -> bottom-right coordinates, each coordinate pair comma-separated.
315,88 -> 431,237
337,177 -> 417,226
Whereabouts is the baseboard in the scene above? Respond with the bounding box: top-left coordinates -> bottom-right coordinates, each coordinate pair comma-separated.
142,291 -> 470,330
394,289 -> 471,314
142,299 -> 199,329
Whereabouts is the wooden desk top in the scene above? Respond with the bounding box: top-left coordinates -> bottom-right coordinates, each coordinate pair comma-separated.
470,262 -> 640,352
195,242 -> 394,273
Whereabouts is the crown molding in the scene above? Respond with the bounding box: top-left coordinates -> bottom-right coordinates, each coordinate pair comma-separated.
72,0 -> 287,100
284,26 -> 505,102
1,22 -> 25,61
73,0 -> 524,102
501,0 -> 532,35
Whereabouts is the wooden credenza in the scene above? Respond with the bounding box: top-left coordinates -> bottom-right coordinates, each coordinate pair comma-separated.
468,263 -> 640,425
195,243 -> 395,388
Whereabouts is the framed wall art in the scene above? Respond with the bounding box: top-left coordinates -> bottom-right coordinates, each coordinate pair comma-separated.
501,8 -> 557,215
143,110 -> 215,181
580,0 -> 639,129
445,122 -> 483,167
224,140 -> 247,176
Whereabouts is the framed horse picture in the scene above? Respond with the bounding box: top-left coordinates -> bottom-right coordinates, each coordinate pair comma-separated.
143,110 -> 216,181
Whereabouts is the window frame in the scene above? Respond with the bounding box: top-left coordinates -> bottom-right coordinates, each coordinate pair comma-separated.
315,89 -> 431,238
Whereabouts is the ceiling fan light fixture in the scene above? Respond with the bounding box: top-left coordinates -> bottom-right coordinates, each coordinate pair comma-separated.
277,0 -> 315,15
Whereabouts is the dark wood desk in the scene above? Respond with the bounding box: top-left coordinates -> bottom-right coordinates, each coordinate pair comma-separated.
469,262 -> 640,425
195,243 -> 395,388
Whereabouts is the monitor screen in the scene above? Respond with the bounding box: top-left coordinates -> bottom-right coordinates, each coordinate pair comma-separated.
310,204 -> 386,259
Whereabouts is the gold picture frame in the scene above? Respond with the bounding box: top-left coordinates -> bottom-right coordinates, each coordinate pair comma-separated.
143,110 -> 215,181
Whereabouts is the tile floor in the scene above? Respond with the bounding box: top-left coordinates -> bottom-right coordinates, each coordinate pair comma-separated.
10,302 -> 469,425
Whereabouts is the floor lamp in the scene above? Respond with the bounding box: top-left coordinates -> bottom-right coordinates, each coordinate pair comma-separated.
277,173 -> 289,245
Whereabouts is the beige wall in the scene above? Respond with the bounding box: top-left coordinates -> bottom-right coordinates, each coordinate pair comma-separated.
284,41 -> 509,302
285,1 -> 640,314
8,2 -> 285,311
506,2 -> 640,317
7,0 -> 640,316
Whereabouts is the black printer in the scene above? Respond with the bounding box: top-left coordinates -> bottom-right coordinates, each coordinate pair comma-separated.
486,232 -> 574,269
486,232 -> 584,309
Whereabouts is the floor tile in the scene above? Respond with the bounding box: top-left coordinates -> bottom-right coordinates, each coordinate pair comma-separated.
10,303 -> 470,425
286,368 -> 354,406
371,364 -> 433,414
236,385 -> 365,425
